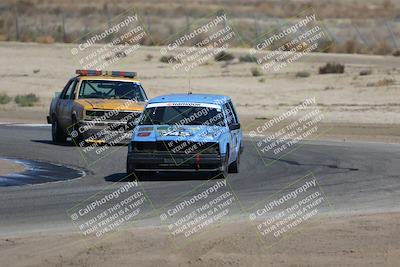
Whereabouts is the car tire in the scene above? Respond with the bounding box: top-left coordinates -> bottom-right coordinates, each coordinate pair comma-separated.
217,151 -> 229,179
71,116 -> 84,146
126,171 -> 137,181
126,160 -> 134,174
126,160 -> 142,180
51,116 -> 67,143
228,151 -> 240,173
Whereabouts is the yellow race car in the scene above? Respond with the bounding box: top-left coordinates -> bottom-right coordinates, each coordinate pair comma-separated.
47,70 -> 147,145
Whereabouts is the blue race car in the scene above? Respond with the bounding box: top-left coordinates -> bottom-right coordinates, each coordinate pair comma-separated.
126,93 -> 243,177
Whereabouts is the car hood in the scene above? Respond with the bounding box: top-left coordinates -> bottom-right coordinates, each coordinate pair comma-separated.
133,125 -> 227,142
75,99 -> 146,111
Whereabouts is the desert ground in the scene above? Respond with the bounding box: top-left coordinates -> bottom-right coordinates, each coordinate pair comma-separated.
0,213 -> 399,267
0,41 -> 399,266
0,0 -> 400,265
0,42 -> 399,141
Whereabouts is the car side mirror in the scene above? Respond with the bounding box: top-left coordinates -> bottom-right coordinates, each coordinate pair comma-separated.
229,123 -> 240,131
54,92 -> 61,98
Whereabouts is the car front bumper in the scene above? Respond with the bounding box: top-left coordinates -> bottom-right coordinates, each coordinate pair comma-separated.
76,121 -> 133,145
127,152 -> 224,172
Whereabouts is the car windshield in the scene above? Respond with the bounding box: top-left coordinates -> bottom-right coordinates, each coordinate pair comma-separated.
139,106 -> 226,126
79,80 -> 146,101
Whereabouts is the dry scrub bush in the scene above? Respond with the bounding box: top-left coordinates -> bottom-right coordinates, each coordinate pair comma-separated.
319,63 -> 345,74
36,36 -> 55,44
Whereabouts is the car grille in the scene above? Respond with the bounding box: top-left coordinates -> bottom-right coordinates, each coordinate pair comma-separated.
133,141 -> 219,154
109,112 -> 138,121
86,110 -> 141,122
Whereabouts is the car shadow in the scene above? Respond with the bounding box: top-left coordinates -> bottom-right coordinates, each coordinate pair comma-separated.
104,172 -> 223,182
104,173 -> 135,182
31,139 -> 75,147
31,140 -> 128,147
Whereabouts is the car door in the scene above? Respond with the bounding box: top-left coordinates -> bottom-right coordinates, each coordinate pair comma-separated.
58,78 -> 77,128
227,101 -> 242,153
55,79 -> 72,126
223,102 -> 238,163
62,78 -> 79,129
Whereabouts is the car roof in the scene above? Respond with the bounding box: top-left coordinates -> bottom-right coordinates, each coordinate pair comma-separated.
148,94 -> 231,105
77,76 -> 141,83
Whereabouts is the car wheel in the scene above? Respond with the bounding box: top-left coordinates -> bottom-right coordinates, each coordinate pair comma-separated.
51,116 -> 67,143
217,152 -> 229,179
126,171 -> 137,181
71,117 -> 84,145
126,160 -> 134,174
126,160 -> 141,180
228,151 -> 240,173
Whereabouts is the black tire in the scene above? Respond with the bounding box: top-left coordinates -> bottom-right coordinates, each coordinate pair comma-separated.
228,151 -> 240,173
125,172 -> 137,181
126,160 -> 140,180
126,160 -> 134,174
51,116 -> 67,143
71,116 -> 84,146
133,171 -> 145,180
216,149 -> 229,179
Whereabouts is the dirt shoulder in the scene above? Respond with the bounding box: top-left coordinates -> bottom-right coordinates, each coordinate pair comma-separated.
1,43 -> 399,126
1,109 -> 400,144
0,108 -> 47,124
0,212 -> 398,267
1,43 -> 399,143
0,159 -> 25,176
241,116 -> 400,144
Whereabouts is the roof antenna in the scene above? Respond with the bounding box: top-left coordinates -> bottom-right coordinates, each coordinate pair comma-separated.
188,79 -> 192,94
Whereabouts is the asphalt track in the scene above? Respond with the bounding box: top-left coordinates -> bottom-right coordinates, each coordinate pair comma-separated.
0,157 -> 84,186
0,124 -> 399,236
